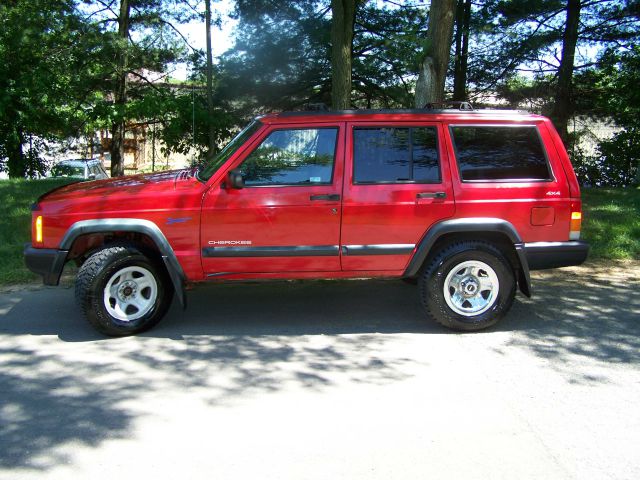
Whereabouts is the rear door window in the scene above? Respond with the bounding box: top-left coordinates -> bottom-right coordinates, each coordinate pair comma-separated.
353,127 -> 440,184
450,125 -> 551,182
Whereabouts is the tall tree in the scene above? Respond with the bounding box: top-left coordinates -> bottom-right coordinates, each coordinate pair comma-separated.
330,0 -> 359,109
465,0 -> 639,109
550,0 -> 581,142
111,0 -> 131,177
414,0 -> 457,107
223,1 -> 429,113
83,0 -> 187,176
205,0 -> 216,152
452,0 -> 471,101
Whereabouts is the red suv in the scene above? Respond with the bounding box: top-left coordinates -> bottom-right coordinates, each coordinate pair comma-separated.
25,108 -> 589,336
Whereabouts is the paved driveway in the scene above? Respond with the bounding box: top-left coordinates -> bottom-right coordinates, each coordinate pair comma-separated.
1,262 -> 639,479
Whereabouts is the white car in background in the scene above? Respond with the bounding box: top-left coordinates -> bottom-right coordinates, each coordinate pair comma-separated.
51,159 -> 109,180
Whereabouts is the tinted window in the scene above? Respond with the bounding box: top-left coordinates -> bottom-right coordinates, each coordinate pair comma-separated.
51,165 -> 85,177
451,126 -> 551,181
353,127 -> 440,184
239,128 -> 337,186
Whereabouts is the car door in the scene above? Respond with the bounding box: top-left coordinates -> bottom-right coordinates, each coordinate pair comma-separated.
201,123 -> 344,275
340,121 -> 456,271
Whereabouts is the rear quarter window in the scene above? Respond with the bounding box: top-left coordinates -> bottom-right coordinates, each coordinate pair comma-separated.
450,125 -> 552,182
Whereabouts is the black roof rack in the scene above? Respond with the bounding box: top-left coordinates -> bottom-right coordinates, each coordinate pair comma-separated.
277,106 -> 529,117
423,101 -> 474,111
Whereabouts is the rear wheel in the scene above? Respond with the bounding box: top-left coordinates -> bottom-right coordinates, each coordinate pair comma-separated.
419,241 -> 515,331
75,245 -> 174,336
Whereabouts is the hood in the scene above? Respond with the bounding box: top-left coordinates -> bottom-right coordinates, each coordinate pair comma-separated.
39,169 -> 197,204
36,168 -> 205,218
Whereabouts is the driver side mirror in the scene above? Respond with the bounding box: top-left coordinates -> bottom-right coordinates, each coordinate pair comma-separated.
226,169 -> 244,189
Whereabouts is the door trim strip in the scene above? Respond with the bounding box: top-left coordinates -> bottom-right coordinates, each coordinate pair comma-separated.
202,245 -> 340,257
341,244 -> 415,256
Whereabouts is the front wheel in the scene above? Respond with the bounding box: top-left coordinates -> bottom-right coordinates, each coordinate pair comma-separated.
75,245 -> 174,336
419,242 -> 516,331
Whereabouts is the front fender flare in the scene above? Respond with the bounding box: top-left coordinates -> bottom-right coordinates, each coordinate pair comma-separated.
61,219 -> 187,308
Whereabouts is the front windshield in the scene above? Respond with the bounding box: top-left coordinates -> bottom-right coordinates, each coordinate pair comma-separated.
52,165 -> 85,177
198,120 -> 263,181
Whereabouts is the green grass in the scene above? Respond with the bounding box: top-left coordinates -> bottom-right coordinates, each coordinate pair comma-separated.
581,187 -> 640,260
0,178 -> 75,284
0,180 -> 637,286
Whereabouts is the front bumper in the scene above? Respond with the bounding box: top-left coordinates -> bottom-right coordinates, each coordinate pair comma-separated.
23,245 -> 68,285
523,241 -> 589,270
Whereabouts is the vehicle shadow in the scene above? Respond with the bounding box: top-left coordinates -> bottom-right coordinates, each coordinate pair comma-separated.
1,266 -> 638,471
0,280 -> 443,342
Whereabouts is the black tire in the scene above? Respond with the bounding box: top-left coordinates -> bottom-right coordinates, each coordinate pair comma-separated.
75,245 -> 174,336
418,241 -> 515,331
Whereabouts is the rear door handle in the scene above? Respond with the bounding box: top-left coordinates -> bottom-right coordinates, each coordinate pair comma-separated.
310,194 -> 341,201
416,192 -> 446,199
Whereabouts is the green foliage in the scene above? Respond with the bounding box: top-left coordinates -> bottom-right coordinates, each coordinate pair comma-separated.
157,86 -> 237,160
473,0 -> 639,101
596,129 -> 640,187
569,46 -> 640,187
0,0 -> 105,178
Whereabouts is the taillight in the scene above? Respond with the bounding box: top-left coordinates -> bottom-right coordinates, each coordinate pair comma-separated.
35,215 -> 43,244
570,211 -> 582,240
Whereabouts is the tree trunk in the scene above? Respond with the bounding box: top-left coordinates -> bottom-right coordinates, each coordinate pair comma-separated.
452,0 -> 471,101
415,0 -> 457,108
205,0 -> 215,153
110,0 -> 130,177
331,0 -> 358,110
6,128 -> 26,179
551,0 -> 581,144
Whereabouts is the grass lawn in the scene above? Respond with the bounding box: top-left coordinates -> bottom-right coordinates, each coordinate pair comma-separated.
581,188 -> 640,260
0,179 -> 638,285
0,178 -> 75,284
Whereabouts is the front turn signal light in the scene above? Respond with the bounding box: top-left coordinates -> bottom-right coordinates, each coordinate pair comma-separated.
35,215 -> 43,243
570,211 -> 581,240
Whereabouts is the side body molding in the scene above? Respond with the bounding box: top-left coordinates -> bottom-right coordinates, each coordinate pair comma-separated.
403,218 -> 532,297
61,219 -> 187,308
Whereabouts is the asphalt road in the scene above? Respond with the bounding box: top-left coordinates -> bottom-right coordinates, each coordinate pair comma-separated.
1,262 -> 639,480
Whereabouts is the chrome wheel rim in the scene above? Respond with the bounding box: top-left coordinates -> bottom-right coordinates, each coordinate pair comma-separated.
104,266 -> 158,322
443,260 -> 499,317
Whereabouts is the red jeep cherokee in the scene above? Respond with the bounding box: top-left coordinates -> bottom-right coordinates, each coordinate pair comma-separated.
25,108 -> 589,336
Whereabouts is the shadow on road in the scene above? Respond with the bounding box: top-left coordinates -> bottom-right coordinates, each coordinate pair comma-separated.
1,280 -> 441,341
499,264 -> 640,370
0,266 -> 638,471
0,280 -> 428,471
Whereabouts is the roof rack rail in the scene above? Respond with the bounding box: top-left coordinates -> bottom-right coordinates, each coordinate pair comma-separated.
302,102 -> 329,111
424,101 -> 474,111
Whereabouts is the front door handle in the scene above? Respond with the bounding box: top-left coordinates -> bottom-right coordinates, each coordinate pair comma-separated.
310,194 -> 341,201
416,192 -> 446,199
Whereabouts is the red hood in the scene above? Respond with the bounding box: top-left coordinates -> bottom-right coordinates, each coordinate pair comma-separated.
38,168 -> 204,218
41,169 -> 196,202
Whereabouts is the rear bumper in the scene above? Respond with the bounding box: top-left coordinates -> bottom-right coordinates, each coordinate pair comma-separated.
23,245 -> 68,285
523,241 -> 589,270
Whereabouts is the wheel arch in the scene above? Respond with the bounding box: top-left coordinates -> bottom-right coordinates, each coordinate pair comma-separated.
404,218 -> 531,297
61,219 -> 187,307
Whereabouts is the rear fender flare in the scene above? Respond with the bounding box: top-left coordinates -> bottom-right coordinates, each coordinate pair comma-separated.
404,218 -> 531,297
